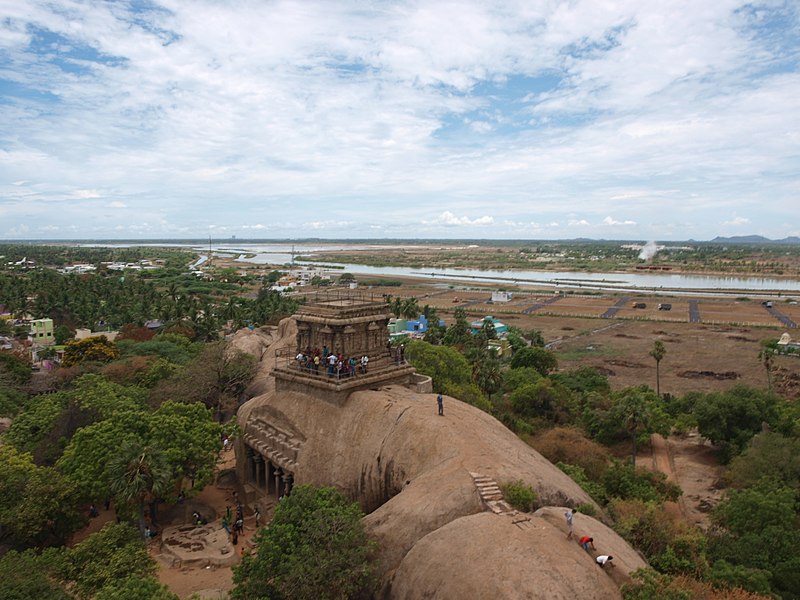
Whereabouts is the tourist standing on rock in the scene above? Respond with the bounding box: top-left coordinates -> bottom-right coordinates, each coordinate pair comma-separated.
579,535 -> 595,552
596,555 -> 614,568
565,508 -> 576,539
254,507 -> 261,528
437,393 -> 444,416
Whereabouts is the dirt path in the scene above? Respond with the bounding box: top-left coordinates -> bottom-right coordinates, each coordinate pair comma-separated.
649,432 -> 723,529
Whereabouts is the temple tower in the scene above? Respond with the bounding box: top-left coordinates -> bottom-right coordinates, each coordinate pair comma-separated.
271,292 -> 416,404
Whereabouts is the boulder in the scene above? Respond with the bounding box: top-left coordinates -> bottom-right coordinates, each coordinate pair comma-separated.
391,512 -> 625,599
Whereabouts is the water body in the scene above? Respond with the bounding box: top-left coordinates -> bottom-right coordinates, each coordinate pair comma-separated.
222,244 -> 800,294
83,242 -> 800,294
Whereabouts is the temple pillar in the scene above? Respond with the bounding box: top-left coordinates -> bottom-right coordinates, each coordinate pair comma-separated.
274,468 -> 284,500
246,447 -> 255,484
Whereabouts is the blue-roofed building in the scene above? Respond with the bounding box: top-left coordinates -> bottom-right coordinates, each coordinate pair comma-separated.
470,316 -> 508,337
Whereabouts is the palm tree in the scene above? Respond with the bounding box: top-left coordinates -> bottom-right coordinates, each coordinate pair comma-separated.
401,297 -> 420,320
649,340 -> 666,396
108,441 -> 171,539
475,355 -> 503,401
758,346 -> 774,393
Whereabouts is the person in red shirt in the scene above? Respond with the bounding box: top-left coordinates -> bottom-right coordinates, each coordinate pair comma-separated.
578,535 -> 595,552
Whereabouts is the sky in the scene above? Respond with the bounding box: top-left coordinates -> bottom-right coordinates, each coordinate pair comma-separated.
1,0 -> 799,241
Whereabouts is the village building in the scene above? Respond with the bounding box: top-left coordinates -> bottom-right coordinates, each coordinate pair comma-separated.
28,317 -> 55,345
470,315 -> 508,337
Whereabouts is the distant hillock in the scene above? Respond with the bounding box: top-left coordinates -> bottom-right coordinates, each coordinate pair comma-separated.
709,235 -> 800,244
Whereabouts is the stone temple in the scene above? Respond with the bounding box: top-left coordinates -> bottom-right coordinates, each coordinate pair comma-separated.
236,292 -> 427,505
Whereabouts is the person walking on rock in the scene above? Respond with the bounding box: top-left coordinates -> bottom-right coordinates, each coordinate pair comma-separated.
565,508 -> 576,539
437,393 -> 444,416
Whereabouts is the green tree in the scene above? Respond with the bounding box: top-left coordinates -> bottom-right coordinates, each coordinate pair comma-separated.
502,366 -> 542,393
148,401 -> 222,494
442,307 -> 471,347
726,432 -> 800,490
93,576 -> 179,600
524,328 -> 545,347
551,366 -> 611,398
586,386 -> 670,468
107,441 -> 171,539
60,523 -> 157,599
509,379 -> 573,424
421,304 -> 445,345
0,445 -> 85,548
58,404 -> 220,514
509,346 -> 558,376
758,345 -> 775,393
504,326 -> 528,354
0,549 -> 70,600
400,297 -> 420,319
233,485 -> 376,600
614,386 -> 670,468
473,354 -> 503,400
0,351 -> 32,385
650,340 -> 666,396
404,340 -> 472,394
709,479 -> 800,597
693,385 -> 778,462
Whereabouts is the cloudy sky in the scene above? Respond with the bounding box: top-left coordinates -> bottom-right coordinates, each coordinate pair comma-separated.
1,1 -> 798,240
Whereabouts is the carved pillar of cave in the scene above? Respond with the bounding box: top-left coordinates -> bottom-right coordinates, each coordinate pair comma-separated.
274,467 -> 284,501
246,446 -> 256,485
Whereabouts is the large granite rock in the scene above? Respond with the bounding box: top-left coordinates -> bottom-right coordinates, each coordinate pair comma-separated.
235,319 -> 647,599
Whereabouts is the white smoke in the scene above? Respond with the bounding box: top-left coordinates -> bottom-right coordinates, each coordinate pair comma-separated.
638,241 -> 659,261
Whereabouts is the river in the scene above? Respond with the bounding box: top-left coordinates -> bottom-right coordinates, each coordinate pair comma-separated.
207,243 -> 800,294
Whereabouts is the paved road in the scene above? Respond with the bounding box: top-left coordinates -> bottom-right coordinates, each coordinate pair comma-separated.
688,300 -> 701,323
765,304 -> 797,328
522,295 -> 563,314
601,296 -> 629,319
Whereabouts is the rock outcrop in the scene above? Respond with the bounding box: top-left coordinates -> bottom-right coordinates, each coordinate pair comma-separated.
236,319 -> 647,598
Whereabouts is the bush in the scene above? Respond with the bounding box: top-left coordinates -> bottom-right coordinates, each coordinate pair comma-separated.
709,561 -> 773,597
501,480 -> 538,512
531,427 -> 610,481
602,461 -> 682,503
557,462 -> 608,505
441,381 -> 492,413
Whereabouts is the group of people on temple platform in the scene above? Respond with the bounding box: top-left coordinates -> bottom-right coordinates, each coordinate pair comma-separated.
295,346 -> 369,379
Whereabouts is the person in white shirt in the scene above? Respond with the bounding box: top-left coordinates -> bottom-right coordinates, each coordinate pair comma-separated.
596,555 -> 614,568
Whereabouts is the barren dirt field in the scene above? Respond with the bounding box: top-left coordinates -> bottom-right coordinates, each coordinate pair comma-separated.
330,277 -> 799,397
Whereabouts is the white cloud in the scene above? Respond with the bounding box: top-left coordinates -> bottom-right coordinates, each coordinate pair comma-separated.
426,211 -> 495,226
603,216 -> 637,226
0,1 -> 797,239
723,216 -> 750,226
72,189 -> 102,199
